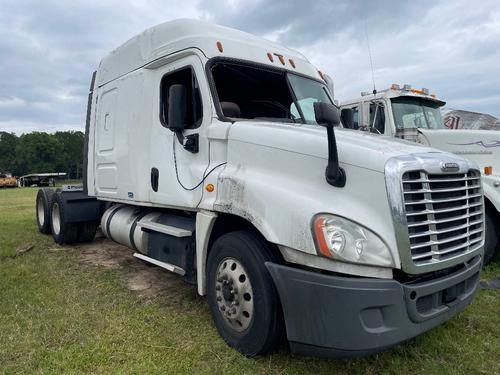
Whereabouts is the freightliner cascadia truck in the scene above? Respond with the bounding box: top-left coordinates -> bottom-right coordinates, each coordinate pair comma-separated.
340,85 -> 499,264
35,20 -> 484,357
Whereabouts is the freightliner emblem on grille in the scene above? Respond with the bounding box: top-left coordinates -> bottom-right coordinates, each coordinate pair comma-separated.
440,162 -> 460,172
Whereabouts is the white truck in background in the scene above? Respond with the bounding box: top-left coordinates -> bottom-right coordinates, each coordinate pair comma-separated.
341,84 -> 499,264
35,20 -> 484,358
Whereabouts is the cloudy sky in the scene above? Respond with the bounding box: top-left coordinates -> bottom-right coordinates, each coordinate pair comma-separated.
1,0 -> 499,134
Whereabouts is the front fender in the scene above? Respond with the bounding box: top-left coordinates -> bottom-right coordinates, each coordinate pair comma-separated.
483,174 -> 500,212
213,139 -> 401,269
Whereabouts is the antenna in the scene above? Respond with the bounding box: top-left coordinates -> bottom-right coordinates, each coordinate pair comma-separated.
364,20 -> 377,95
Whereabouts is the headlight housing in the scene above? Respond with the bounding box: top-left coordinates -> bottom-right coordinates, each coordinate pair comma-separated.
312,214 -> 394,267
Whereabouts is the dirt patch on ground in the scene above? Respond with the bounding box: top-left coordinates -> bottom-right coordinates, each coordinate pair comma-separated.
76,236 -> 135,269
70,231 -> 195,302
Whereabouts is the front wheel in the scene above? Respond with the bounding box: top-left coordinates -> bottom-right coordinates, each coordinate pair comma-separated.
207,231 -> 285,356
484,210 -> 499,265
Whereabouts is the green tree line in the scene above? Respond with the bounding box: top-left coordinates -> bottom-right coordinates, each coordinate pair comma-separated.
0,131 -> 84,179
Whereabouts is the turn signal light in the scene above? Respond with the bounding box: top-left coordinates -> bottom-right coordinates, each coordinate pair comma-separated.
485,166 -> 493,175
205,183 -> 215,192
313,217 -> 332,257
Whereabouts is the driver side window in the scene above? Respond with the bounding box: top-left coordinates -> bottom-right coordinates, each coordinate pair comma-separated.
290,98 -> 318,123
159,67 -> 202,129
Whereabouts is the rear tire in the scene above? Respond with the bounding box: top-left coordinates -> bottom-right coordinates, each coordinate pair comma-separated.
207,230 -> 285,356
77,221 -> 98,243
484,210 -> 499,265
36,188 -> 55,234
50,192 -> 78,245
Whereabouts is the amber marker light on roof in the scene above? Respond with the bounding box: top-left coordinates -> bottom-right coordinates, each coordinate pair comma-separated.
485,166 -> 493,175
267,52 -> 274,62
289,59 -> 296,68
318,70 -> 325,81
216,41 -> 223,53
409,88 -> 426,95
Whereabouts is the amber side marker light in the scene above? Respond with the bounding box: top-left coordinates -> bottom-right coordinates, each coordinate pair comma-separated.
485,166 -> 493,175
205,183 -> 215,192
267,52 -> 274,62
313,217 -> 332,258
216,41 -> 223,53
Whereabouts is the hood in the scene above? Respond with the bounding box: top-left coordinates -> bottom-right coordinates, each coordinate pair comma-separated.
418,128 -> 500,172
228,121 -> 445,173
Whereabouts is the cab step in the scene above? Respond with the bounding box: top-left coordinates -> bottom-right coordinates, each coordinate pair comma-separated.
133,252 -> 186,276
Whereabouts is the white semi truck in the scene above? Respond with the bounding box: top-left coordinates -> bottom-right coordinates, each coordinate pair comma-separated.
35,20 -> 484,357
341,85 -> 499,264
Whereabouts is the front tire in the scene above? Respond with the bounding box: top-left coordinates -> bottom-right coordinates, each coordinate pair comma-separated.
207,231 -> 284,356
484,210 -> 499,264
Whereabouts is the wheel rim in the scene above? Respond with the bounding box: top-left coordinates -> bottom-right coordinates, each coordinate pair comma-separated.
52,202 -> 61,235
37,197 -> 45,226
215,257 -> 254,332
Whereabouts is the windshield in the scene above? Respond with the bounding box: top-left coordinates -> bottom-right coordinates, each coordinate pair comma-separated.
211,61 -> 333,125
391,97 -> 444,129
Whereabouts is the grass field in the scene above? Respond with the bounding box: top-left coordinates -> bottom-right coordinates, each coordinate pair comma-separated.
0,187 -> 499,374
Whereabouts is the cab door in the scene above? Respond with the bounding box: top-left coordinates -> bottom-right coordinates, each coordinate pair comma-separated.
148,54 -> 211,208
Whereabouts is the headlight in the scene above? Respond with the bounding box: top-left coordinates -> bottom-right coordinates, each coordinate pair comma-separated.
312,214 -> 394,267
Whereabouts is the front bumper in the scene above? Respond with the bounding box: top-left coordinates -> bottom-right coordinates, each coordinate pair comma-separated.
266,255 -> 481,358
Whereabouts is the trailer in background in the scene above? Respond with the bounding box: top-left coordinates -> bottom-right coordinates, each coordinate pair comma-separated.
0,172 -> 17,188
18,173 -> 67,187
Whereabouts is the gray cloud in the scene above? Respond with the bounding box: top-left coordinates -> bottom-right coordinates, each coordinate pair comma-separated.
0,0 -> 499,134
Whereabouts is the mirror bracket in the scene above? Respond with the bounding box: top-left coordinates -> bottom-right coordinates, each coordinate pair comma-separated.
183,133 -> 199,153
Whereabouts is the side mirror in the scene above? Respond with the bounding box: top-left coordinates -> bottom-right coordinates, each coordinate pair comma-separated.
314,102 -> 340,128
168,84 -> 187,133
313,102 -> 346,188
340,108 -> 355,129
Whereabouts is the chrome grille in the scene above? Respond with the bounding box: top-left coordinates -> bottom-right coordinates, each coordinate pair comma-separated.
402,170 -> 483,265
